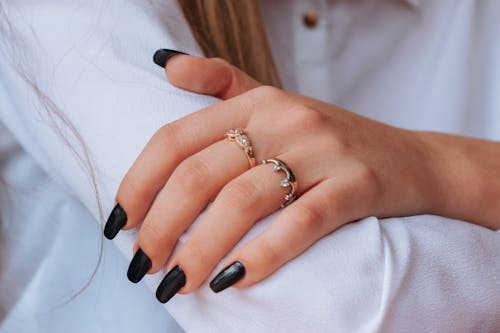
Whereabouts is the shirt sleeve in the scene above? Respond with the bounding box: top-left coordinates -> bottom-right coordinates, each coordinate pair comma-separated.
1,1 -> 499,332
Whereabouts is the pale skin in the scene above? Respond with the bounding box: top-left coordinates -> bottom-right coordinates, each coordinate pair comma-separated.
116,54 -> 500,293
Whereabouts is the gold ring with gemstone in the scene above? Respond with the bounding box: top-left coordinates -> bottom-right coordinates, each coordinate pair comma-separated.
225,128 -> 256,168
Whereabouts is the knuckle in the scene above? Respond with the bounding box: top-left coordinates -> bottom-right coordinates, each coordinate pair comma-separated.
174,156 -> 212,191
152,122 -> 182,149
178,243 -> 211,289
230,86 -> 284,121
119,170 -> 152,205
182,242 -> 210,267
251,85 -> 283,101
353,161 -> 380,190
139,223 -> 176,264
220,177 -> 260,212
306,108 -> 326,126
291,105 -> 325,126
313,124 -> 350,156
277,105 -> 327,136
139,223 -> 165,249
210,57 -> 230,67
289,202 -> 326,234
254,237 -> 282,269
205,57 -> 233,91
330,133 -> 350,155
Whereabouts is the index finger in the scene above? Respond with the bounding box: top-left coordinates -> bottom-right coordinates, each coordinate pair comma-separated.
104,85 -> 279,239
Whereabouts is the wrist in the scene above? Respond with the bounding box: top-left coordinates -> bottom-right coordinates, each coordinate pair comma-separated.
398,129 -> 444,216
412,130 -> 500,229
411,130 -> 454,216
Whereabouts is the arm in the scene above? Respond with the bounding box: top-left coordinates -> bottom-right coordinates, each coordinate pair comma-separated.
1,1 -> 499,332
112,52 -> 500,295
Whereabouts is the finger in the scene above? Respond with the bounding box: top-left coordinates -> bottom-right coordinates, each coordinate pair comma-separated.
105,85 -> 282,239
164,53 -> 261,99
127,138 -> 251,282
153,164 -> 283,302
212,170 -> 371,291
155,152 -> 322,301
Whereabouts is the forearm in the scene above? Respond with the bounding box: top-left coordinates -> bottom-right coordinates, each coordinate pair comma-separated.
418,131 -> 500,229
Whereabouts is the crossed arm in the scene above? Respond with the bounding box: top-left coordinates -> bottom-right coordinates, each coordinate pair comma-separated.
1,1 -> 499,329
106,53 -> 500,298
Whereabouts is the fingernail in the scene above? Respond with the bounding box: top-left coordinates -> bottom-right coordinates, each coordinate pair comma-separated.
153,49 -> 187,68
127,249 -> 152,283
210,261 -> 246,293
104,203 -> 127,240
156,265 -> 186,304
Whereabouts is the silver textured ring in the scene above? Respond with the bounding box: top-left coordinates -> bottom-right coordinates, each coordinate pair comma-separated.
262,158 -> 298,208
225,128 -> 256,168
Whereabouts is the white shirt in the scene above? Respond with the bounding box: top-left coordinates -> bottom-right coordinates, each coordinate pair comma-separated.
1,0 -> 499,332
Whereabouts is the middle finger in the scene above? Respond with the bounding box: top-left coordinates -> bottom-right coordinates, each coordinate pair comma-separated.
155,151 -> 320,302
128,137 -> 252,282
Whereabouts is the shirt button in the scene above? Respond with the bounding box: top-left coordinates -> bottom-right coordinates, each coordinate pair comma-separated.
302,9 -> 319,28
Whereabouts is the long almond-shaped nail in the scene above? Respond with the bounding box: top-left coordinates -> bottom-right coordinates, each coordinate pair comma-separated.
156,265 -> 186,303
104,203 -> 127,240
127,249 -> 152,283
210,261 -> 246,293
153,49 -> 187,68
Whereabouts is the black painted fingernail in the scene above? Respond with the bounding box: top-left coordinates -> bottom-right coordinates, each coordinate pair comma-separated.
127,249 -> 152,283
153,49 -> 187,68
104,203 -> 127,240
210,261 -> 246,293
156,265 -> 186,303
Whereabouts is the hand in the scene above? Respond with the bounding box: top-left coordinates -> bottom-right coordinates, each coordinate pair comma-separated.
105,50 -> 436,303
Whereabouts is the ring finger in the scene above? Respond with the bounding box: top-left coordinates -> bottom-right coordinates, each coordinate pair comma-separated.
155,151 -> 321,303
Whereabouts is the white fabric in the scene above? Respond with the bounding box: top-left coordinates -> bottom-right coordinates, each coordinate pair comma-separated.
0,0 -> 499,332
0,123 -> 182,333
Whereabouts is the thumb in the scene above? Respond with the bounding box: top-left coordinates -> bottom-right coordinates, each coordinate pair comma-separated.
153,49 -> 262,100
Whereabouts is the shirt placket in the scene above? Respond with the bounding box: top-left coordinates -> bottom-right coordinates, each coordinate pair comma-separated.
293,0 -> 330,101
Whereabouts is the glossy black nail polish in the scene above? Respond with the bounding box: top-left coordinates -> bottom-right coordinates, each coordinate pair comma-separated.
103,203 -> 127,240
153,49 -> 187,68
127,249 -> 152,283
156,265 -> 186,304
210,261 -> 246,293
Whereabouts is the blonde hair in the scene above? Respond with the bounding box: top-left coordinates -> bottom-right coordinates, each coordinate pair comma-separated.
178,0 -> 281,87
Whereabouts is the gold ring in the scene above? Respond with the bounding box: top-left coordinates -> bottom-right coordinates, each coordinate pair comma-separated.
225,128 -> 256,168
